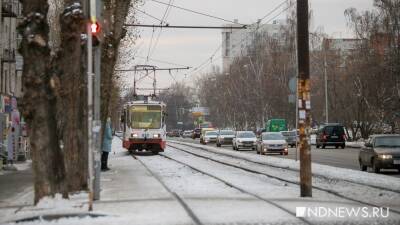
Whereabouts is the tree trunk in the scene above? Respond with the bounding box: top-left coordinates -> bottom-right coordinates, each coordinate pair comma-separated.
100,0 -> 132,135
18,0 -> 67,204
56,0 -> 88,192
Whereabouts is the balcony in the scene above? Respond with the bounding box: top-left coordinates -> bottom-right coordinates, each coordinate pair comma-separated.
2,1 -> 17,18
1,49 -> 16,62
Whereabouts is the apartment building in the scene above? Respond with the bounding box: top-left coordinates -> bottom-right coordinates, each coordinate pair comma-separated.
221,19 -> 287,72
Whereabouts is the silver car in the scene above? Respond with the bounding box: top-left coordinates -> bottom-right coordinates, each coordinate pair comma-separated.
256,132 -> 288,155
216,130 -> 235,147
232,131 -> 257,150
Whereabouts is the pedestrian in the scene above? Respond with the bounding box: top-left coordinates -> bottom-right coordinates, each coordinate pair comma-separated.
101,117 -> 113,171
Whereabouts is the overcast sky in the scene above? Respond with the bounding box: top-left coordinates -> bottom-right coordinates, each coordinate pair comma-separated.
119,0 -> 374,94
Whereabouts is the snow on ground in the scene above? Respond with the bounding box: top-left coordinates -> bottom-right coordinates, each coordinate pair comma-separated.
168,141 -> 400,212
2,138 -> 399,225
169,141 -> 399,191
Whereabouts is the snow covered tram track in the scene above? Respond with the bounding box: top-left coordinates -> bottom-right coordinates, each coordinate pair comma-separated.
170,141 -> 400,195
157,152 -> 313,225
167,143 -> 400,215
132,154 -> 203,225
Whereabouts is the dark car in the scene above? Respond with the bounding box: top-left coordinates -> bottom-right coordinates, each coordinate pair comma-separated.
280,130 -> 297,148
316,124 -> 346,149
359,135 -> 400,173
192,128 -> 201,139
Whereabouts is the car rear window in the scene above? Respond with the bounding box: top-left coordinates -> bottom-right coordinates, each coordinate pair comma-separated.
324,126 -> 344,135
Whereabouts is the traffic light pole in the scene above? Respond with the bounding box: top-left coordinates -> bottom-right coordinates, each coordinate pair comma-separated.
87,18 -> 95,211
297,0 -> 312,197
93,0 -> 103,202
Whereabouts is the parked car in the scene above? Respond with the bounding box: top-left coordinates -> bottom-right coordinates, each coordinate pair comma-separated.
192,128 -> 202,139
256,132 -> 288,155
216,130 -> 235,147
280,130 -> 297,147
115,130 -> 123,137
359,134 -> 400,173
182,130 -> 193,138
201,130 -> 218,145
316,123 -> 346,149
232,131 -> 257,151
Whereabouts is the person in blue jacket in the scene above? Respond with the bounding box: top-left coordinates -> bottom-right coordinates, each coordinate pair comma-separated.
102,117 -> 113,171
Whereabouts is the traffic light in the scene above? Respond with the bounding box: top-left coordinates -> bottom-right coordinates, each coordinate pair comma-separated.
90,21 -> 101,47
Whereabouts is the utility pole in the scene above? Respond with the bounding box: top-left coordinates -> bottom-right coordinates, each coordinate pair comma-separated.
324,52 -> 328,124
297,0 -> 312,197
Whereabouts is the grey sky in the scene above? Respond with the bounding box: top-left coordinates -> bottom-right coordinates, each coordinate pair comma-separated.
119,0 -> 374,94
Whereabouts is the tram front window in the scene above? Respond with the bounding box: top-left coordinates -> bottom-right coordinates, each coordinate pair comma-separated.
131,108 -> 162,129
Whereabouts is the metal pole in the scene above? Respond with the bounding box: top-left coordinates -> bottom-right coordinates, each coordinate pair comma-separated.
297,0 -> 312,197
87,22 -> 94,211
324,52 -> 328,124
92,0 -> 103,201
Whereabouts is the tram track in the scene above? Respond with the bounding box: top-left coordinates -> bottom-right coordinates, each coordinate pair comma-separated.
131,153 -> 203,225
167,142 -> 400,215
157,151 -> 313,225
169,141 -> 400,195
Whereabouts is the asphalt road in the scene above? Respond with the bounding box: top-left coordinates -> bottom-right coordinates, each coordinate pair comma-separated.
0,166 -> 33,205
171,137 -> 400,178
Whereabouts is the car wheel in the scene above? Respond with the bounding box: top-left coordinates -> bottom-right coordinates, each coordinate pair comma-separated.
359,159 -> 367,171
252,147 -> 256,151
322,145 -> 326,149
316,145 -> 320,148
232,145 -> 235,150
217,143 -> 221,147
341,144 -> 345,149
280,152 -> 283,155
335,145 -> 339,149
152,150 -> 159,155
372,159 -> 380,173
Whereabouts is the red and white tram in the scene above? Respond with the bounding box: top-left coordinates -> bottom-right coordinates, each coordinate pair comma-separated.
122,96 -> 166,154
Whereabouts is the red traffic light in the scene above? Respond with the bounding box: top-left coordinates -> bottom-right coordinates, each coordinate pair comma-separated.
91,22 -> 100,34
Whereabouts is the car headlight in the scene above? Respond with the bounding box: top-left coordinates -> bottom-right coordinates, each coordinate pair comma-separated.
153,134 -> 160,138
238,140 -> 242,143
378,155 -> 392,159
132,133 -> 138,138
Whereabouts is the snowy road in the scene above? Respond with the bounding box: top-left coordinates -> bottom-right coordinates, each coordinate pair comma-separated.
171,137 -> 400,178
135,142 -> 400,225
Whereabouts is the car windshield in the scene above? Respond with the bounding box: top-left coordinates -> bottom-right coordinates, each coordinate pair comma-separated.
374,136 -> 400,147
262,133 -> 284,140
205,131 -> 218,136
220,131 -> 234,135
237,132 -> 256,138
281,131 -> 296,136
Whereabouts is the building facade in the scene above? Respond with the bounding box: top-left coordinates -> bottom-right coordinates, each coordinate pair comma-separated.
221,19 -> 287,72
1,0 -> 24,163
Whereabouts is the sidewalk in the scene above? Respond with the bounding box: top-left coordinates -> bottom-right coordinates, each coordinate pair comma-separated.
0,139 -> 193,225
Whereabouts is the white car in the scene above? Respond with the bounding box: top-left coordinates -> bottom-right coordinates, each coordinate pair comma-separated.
216,130 -> 235,147
256,132 -> 288,155
203,131 -> 218,145
115,131 -> 123,137
232,131 -> 257,150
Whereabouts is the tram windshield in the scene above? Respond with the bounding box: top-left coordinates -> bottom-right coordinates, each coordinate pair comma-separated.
130,105 -> 162,129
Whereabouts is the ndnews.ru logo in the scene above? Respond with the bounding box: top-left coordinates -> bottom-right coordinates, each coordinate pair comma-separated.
296,207 -> 390,218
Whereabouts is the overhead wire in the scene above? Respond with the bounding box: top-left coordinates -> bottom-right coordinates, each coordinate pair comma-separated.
149,0 -> 174,58
148,0 -> 244,25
